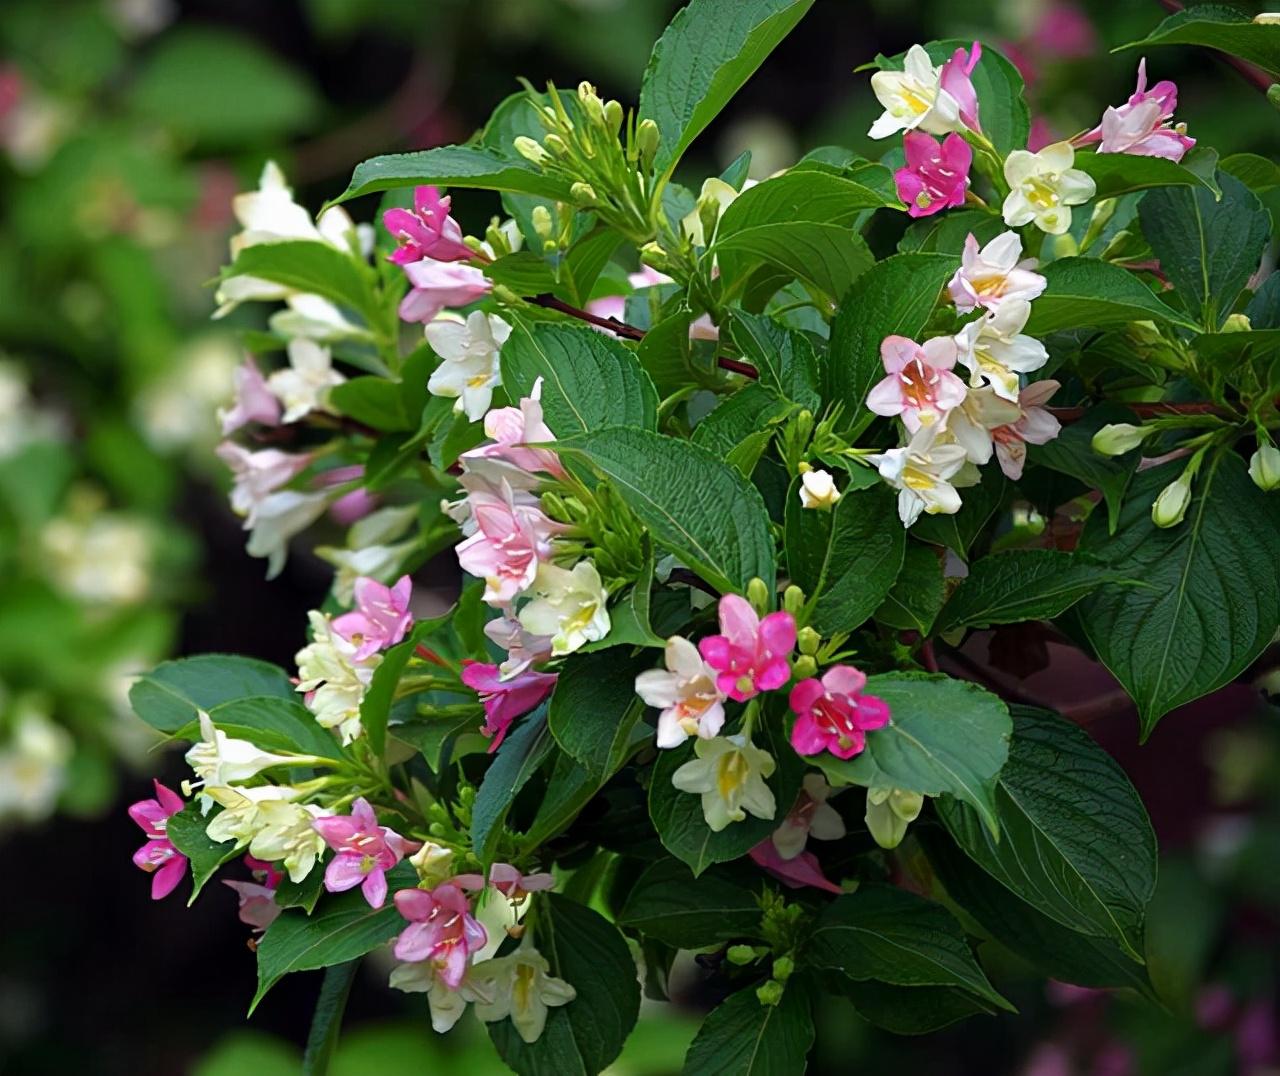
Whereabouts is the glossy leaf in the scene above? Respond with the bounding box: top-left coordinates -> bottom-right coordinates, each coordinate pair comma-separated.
336,145 -> 573,204
618,858 -> 766,948
1024,257 -> 1198,335
681,983 -> 814,1076
471,704 -> 553,866
167,803 -> 241,903
1116,5 -> 1280,77
130,654 -> 296,734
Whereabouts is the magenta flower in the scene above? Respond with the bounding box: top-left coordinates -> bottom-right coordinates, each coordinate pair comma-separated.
312,797 -> 419,909
939,42 -> 982,132
397,260 -> 491,324
894,131 -> 972,219
748,840 -> 842,894
383,186 -> 473,265
698,593 -> 796,703
460,662 -> 558,753
332,575 -> 414,661
1077,59 -> 1194,162
219,357 -> 281,435
454,862 -> 555,901
128,780 -> 188,901
865,333 -> 967,431
393,882 -> 488,989
789,665 -> 891,760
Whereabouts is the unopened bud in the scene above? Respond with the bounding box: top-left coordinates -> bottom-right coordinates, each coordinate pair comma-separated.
756,980 -> 784,1007
782,585 -> 805,617
793,409 -> 814,446
636,118 -> 660,170
1052,232 -> 1079,259
513,136 -> 548,165
799,469 -> 841,510
483,220 -> 509,257
1223,312 -> 1252,333
772,956 -> 795,982
726,944 -> 757,966
463,235 -> 488,256
1092,423 -> 1151,456
791,655 -> 818,680
531,205 -> 555,244
746,577 -> 771,615
543,133 -> 570,158
604,99 -> 624,136
1151,474 -> 1193,528
569,181 -> 599,205
1255,12 -> 1280,24
578,81 -> 605,126
1269,82 -> 1280,112
1250,444 -> 1280,491
639,241 -> 670,272
797,626 -> 821,656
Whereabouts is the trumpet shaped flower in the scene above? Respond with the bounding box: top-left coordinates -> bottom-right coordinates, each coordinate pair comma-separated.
698,593 -> 796,703
460,661 -> 558,753
799,468 -> 841,510
394,883 -> 488,990
988,379 -> 1062,480
295,610 -> 382,744
1002,141 -> 1096,235
869,426 -> 969,527
517,560 -> 611,656
454,862 -> 555,903
769,774 -> 846,860
462,378 -> 565,479
954,298 -> 1050,402
218,357 -> 281,435
332,575 -> 414,661
894,131 -> 972,218
401,261 -> 492,325
942,385 -> 1024,466
425,310 -> 510,421
790,665 -> 890,760
483,614 -> 553,678
634,635 -> 727,748
184,710 -> 294,794
128,780 -> 188,900
455,482 -> 562,607
312,797 -> 419,909
266,339 -> 345,423
671,733 -> 776,832
868,44 -> 961,139
383,186 -> 473,264
748,841 -> 842,894
939,42 -> 982,132
866,334 -> 968,432
948,231 -> 1047,313
470,945 -> 577,1044
1078,59 -> 1194,162
388,960 -> 482,1033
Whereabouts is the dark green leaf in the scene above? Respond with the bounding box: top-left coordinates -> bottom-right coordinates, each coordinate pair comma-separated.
471,704 -> 554,866
681,982 -> 814,1076
178,696 -> 346,763
725,311 -> 822,409
1116,5 -> 1280,77
548,649 -> 650,778
1024,257 -> 1198,334
1074,149 -> 1218,200
484,252 -> 559,297
336,145 -> 573,205
302,961 -> 358,1076
874,542 -> 946,635
717,169 -> 899,239
1027,402 -> 1139,533
619,858 -> 765,948
837,980 -> 995,1035
130,654 -> 296,734
692,383 -> 797,459
223,242 -> 378,326
1222,152 -> 1280,194
167,803 -> 241,903
716,222 -> 874,301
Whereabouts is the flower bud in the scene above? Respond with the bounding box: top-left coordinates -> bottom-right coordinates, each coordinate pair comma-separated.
783,585 -> 806,617
1223,312 -> 1252,333
772,956 -> 795,982
1255,12 -> 1280,24
1151,474 -> 1192,528
542,133 -> 570,158
578,81 -> 605,125
797,626 -> 821,656
756,980 -> 784,1007
531,205 -> 555,244
1051,232 -> 1079,259
603,99 -> 624,136
799,468 -> 841,510
696,195 -> 722,247
791,655 -> 817,680
513,136 -> 548,165
639,241 -> 670,273
636,118 -> 660,171
1270,82 -> 1280,112
1092,423 -> 1151,456
463,235 -> 488,257
569,181 -> 599,205
1250,444 -> 1280,491
746,577 -> 771,615
726,944 -> 758,966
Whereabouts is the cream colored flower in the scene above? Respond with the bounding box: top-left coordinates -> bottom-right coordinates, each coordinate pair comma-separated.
671,733 -> 776,832
1002,141 -> 1096,235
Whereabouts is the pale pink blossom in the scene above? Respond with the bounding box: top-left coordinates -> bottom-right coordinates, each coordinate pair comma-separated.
398,259 -> 491,324
393,882 -> 488,989
748,841 -> 842,893
698,594 -> 796,703
483,615 -> 553,678
218,357 -> 281,434
460,662 -> 558,753
455,483 -> 562,606
769,773 -> 846,859
939,42 -> 982,132
312,796 -> 419,909
454,862 -> 555,901
332,575 -> 414,661
225,853 -> 283,934
1077,59 -> 1194,162
989,379 -> 1061,480
894,131 -> 972,218
128,780 -> 188,900
948,231 -> 1047,313
866,334 -> 967,431
329,487 -> 379,526
635,635 -> 726,748
462,378 -> 565,478
789,665 -> 890,760
383,186 -> 473,264
215,442 -> 314,521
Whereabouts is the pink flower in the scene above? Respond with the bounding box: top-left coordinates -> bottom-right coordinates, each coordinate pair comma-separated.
398,259 -> 491,324
990,379 -> 1061,480
894,131 -> 972,218
332,575 -> 414,661
329,487 -> 379,526
483,615 -> 553,678
454,484 -> 563,606
454,862 -> 555,901
219,357 -> 281,435
460,662 -> 558,753
789,665 -> 891,760
865,334 -> 967,431
939,42 -> 982,132
393,882 -> 488,989
697,594 -> 796,703
383,186 -> 473,265
1031,3 -> 1097,60
224,859 -> 282,933
948,231 -> 1047,314
312,797 -> 420,909
461,378 -> 565,479
749,841 -> 842,893
1077,59 -> 1194,162
1027,116 -> 1059,153
128,780 -> 188,901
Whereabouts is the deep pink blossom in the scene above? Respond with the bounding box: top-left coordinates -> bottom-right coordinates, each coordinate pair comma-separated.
894,131 -> 972,218
312,797 -> 419,909
460,662 -> 558,753
128,780 -> 188,901
454,862 -> 555,901
789,666 -> 890,760
698,594 -> 796,703
393,882 -> 488,989
865,333 -> 967,431
1077,59 -> 1194,162
383,186 -> 473,265
397,260 -> 491,324
220,357 -> 281,435
749,840 -> 842,894
332,575 -> 414,661
939,42 -> 982,132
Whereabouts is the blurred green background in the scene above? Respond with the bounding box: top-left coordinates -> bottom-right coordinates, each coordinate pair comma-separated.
1,1 -> 1278,1073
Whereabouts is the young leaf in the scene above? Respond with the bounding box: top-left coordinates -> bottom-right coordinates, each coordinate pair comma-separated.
1075,452 -> 1280,738
557,427 -> 776,594
1024,257 -> 1199,334
814,673 -> 1011,836
1116,5 -> 1280,77
167,803 -> 241,903
548,649 -> 650,779
335,145 -> 573,204
471,704 -> 554,867
130,654 -> 296,733
639,0 -> 815,179
725,312 -> 822,409
488,894 -> 640,1076
500,320 -> 658,436
618,858 -> 766,948
937,707 -> 1157,962
681,982 -> 815,1076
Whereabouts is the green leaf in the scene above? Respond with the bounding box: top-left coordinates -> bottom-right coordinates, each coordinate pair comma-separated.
1075,452 -> 1280,738
814,673 -> 1011,836
500,320 -> 658,436
785,485 -> 905,635
335,145 -> 573,205
692,383 -> 797,460
224,242 -> 378,326
913,466 -> 1008,562
725,311 -> 822,410
826,253 -> 956,434
130,654 -> 296,734
488,893 -> 640,1076
1138,171 -> 1270,330
619,858 -> 765,948
471,705 -> 554,866
934,550 -> 1137,634
483,251 -> 559,297
1024,257 -> 1198,334
1193,329 -> 1280,377
874,542 -> 946,635
716,169 -> 900,239
937,708 -> 1157,962
548,649 -> 650,779
557,427 -> 776,594
715,222 -> 874,302
274,868 -> 327,915
1073,149 -> 1218,200
836,981 -> 995,1035
302,961 -> 358,1076
1222,152 -> 1280,194
681,983 -> 814,1076
167,803 -> 241,903
805,885 -> 1010,1010
639,0 -> 815,179
898,208 -> 1005,255
179,696 -> 346,763
359,621 -> 442,760
1027,402 -> 1139,534
328,377 -> 410,432
563,226 -> 624,307
253,863 -> 418,1010
1115,4 -> 1280,77
1247,273 -> 1280,329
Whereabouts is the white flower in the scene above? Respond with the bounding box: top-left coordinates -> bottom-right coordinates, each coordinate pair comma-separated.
245,490 -> 331,579
942,386 -> 1023,466
244,799 -> 327,883
989,379 -> 1061,481
216,442 -> 313,519
295,611 -> 381,744
0,703 -> 72,824
681,177 -> 741,246
953,298 -> 1049,402
0,361 -> 61,458
267,339 -> 346,422
470,946 -> 577,1044
269,293 -> 371,342
868,44 -> 960,140
671,733 -> 776,832
517,560 -> 611,657
42,511 -> 152,605
947,231 -> 1047,313
635,636 -> 726,749
426,311 -> 512,421
408,841 -> 456,889
184,710 -> 295,793
1152,473 -> 1192,529
865,787 -> 924,850
389,961 -> 481,1033
799,469 -> 841,510
1250,443 -> 1280,491
869,426 -> 969,527
1002,141 -> 1096,235
315,503 -> 420,603
204,784 -> 300,843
